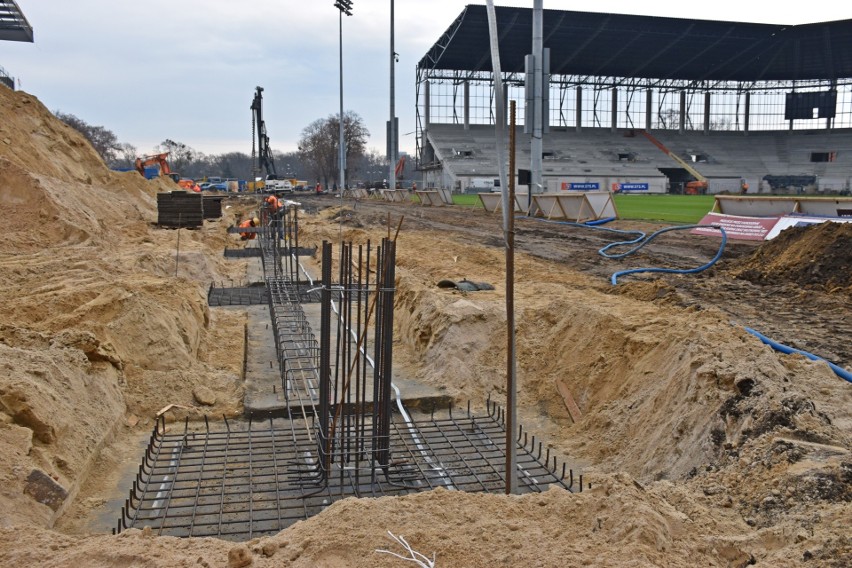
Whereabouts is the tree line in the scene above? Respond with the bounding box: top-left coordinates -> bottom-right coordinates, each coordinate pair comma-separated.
55,110 -> 413,186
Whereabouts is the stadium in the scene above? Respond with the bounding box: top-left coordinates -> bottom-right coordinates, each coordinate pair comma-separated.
415,5 -> 852,196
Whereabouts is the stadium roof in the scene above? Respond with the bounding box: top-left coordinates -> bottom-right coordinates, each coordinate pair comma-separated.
0,0 -> 33,42
418,5 -> 852,83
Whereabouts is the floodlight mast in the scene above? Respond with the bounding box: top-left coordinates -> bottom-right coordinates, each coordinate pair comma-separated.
389,0 -> 397,193
334,1 -> 353,194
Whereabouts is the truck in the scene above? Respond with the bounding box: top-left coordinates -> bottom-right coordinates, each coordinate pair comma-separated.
263,175 -> 293,194
467,177 -> 501,192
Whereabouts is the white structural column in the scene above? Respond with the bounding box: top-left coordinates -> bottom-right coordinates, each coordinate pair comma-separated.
530,0 -> 544,197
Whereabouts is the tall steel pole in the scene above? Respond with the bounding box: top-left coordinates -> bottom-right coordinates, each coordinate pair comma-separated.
388,0 -> 397,191
338,9 -> 345,194
334,1 -> 353,193
485,0 -> 516,495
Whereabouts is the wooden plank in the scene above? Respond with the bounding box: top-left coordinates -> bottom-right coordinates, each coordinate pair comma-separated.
556,380 -> 583,423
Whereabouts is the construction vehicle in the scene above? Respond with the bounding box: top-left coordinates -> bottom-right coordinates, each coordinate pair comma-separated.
134,152 -> 199,192
177,178 -> 202,192
250,86 -> 282,193
135,153 -> 179,182
639,130 -> 709,194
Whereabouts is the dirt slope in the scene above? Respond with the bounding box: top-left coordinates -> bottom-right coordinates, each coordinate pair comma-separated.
0,87 -> 246,530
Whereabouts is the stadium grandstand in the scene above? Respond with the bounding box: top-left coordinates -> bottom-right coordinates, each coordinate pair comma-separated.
415,5 -> 852,196
0,0 -> 34,90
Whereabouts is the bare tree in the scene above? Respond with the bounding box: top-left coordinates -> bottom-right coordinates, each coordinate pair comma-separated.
113,143 -> 138,169
157,139 -> 196,174
298,111 -> 369,187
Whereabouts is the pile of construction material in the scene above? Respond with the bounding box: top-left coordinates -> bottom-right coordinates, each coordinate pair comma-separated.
156,191 -> 204,228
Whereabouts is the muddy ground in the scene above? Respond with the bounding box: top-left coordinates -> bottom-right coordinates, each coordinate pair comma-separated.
0,86 -> 850,567
342,198 -> 852,370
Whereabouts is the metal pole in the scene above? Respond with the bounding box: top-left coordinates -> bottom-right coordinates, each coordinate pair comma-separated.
507,101 -> 518,495
339,10 -> 346,194
530,0 -> 544,206
485,0 -> 516,494
389,0 -> 396,191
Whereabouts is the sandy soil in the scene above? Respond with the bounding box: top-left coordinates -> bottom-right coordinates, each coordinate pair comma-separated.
0,87 -> 849,567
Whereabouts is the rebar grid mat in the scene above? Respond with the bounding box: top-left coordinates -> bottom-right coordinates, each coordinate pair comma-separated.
224,247 -> 316,259
206,282 -> 320,308
207,286 -> 269,307
115,400 -> 581,541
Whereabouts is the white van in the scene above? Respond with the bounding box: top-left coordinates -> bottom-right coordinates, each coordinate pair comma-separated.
468,177 -> 500,191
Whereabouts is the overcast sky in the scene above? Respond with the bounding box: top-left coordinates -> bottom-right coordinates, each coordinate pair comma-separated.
2,1 -> 849,159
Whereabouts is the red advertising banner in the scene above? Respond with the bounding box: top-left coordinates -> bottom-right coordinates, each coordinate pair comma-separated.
691,213 -> 781,241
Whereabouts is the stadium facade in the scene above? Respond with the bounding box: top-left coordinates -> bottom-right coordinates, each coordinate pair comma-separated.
415,6 -> 852,195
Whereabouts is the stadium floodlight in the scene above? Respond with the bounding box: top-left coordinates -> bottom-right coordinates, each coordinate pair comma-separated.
334,0 -> 353,16
333,1 -> 353,194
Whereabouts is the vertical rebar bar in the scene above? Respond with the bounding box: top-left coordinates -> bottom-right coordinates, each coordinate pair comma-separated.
319,241 -> 333,478
506,100 -> 518,494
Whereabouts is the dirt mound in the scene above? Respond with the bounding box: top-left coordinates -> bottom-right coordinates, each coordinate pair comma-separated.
0,475 -> 781,567
0,87 -> 247,529
730,221 -> 852,292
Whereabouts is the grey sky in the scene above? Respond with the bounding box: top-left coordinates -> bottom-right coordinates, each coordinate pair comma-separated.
2,1 -> 849,159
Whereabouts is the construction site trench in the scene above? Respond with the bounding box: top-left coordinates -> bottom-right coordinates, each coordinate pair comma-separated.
0,88 -> 850,567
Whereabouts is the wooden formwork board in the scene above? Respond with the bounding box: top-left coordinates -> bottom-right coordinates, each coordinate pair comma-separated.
416,191 -> 443,206
382,189 -> 408,202
478,192 -> 528,213
531,192 -> 617,222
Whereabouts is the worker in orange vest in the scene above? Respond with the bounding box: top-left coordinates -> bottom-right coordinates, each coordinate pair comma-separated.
265,195 -> 282,213
238,217 -> 260,240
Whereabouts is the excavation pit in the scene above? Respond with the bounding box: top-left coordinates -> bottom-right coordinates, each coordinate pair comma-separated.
116,401 -> 581,541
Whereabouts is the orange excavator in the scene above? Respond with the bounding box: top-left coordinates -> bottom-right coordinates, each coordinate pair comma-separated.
134,153 -> 200,192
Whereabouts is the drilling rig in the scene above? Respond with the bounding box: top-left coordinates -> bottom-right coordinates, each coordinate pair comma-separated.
250,86 -> 290,192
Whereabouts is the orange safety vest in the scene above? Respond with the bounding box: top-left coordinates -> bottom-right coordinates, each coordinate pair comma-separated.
238,219 -> 256,240
265,195 -> 280,212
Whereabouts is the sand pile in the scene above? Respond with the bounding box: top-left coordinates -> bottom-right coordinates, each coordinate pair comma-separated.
0,87 -> 246,529
731,221 -> 852,292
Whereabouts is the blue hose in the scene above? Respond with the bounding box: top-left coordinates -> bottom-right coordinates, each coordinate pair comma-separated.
517,216 -> 726,285
744,327 -> 852,383
609,225 -> 727,284
584,216 -> 617,226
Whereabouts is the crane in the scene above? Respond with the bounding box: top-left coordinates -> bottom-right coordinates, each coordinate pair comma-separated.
639,130 -> 708,194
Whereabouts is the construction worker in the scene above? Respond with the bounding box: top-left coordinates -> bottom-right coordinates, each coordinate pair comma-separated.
265,194 -> 282,214
238,217 -> 260,240
266,195 -> 288,240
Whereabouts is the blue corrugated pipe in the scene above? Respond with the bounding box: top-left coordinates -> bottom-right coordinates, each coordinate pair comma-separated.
744,327 -> 852,383
517,216 -> 726,285
608,225 -> 727,284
